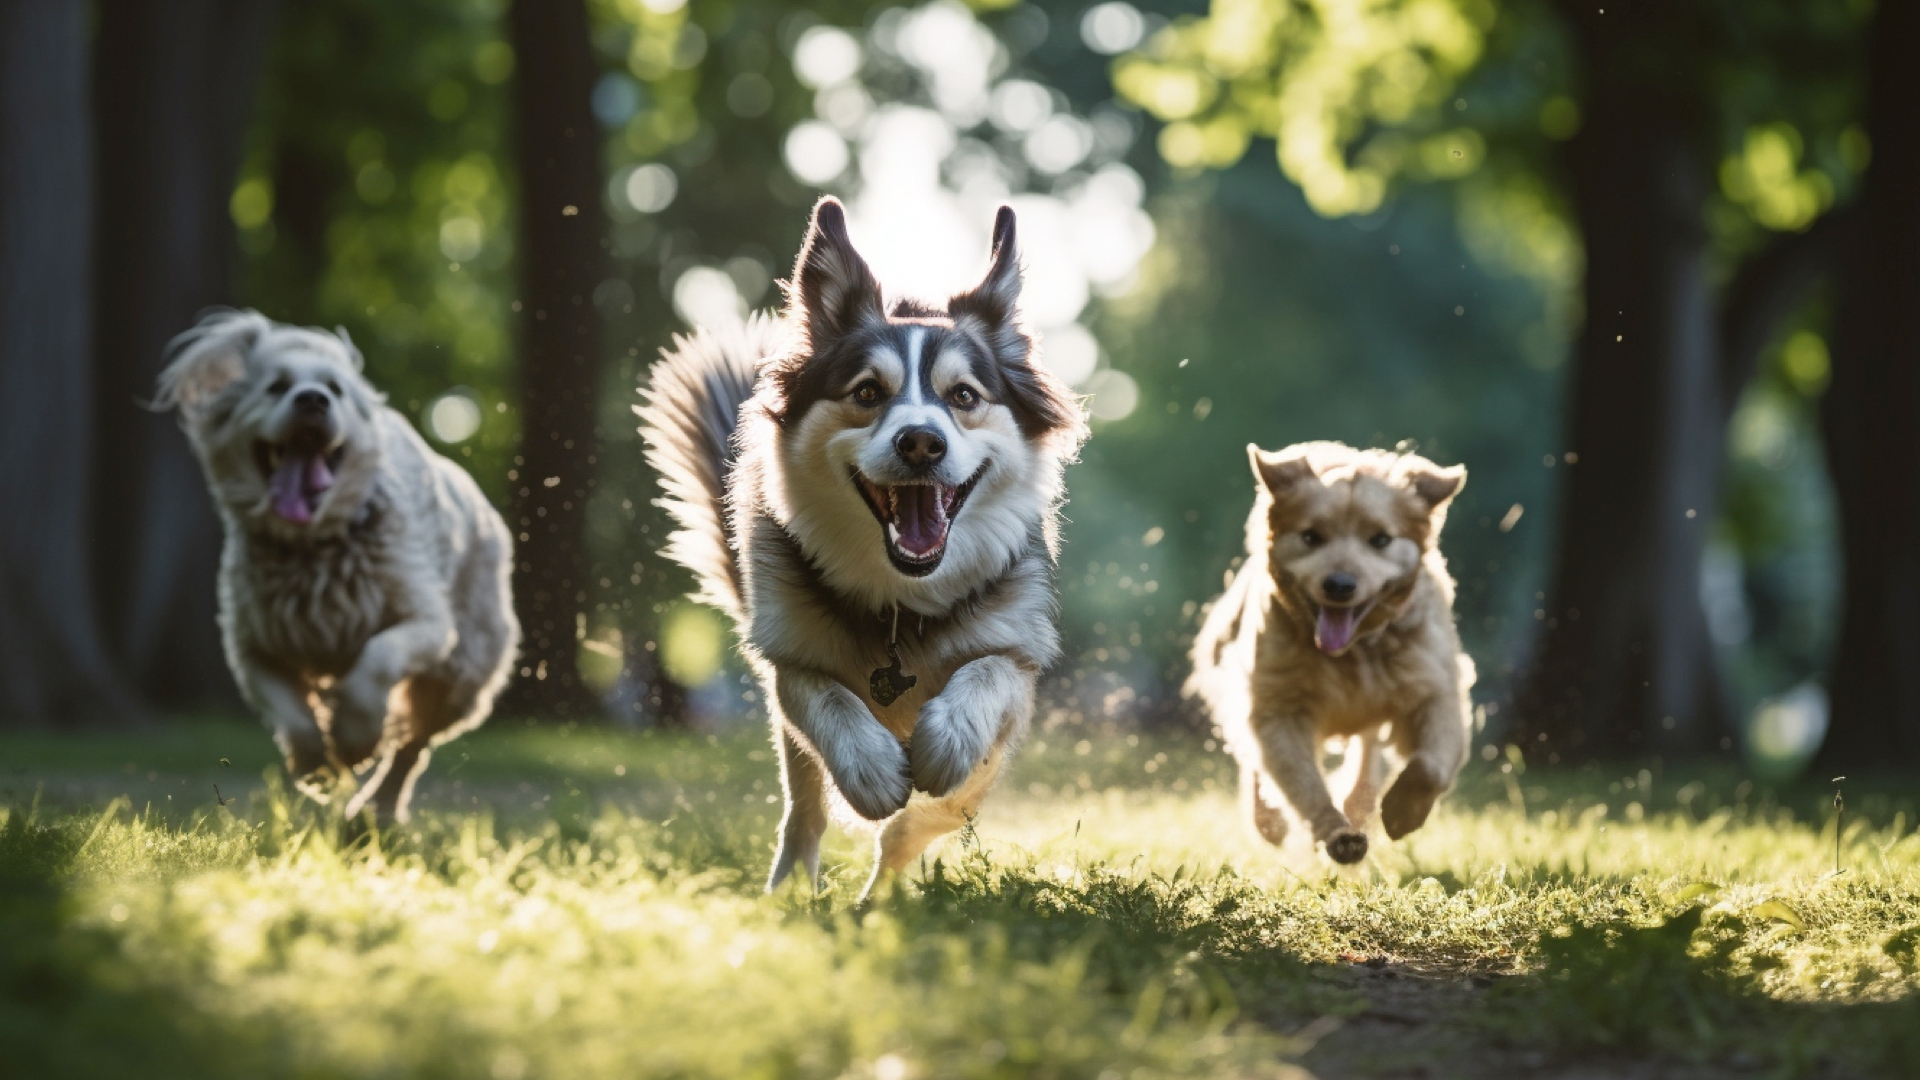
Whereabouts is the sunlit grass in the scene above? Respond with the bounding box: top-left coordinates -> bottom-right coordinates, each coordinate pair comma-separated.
4,723 -> 1917,1078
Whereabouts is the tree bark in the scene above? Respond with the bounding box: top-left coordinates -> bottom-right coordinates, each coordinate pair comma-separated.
1815,0 -> 1920,772
1514,5 -> 1734,760
0,0 -> 139,726
500,0 -> 610,718
90,0 -> 282,712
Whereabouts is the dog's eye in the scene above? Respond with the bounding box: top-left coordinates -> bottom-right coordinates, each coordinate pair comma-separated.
268,376 -> 292,395
850,379 -> 885,407
1300,529 -> 1324,548
1370,532 -> 1392,550
947,385 -> 980,410
326,379 -> 342,397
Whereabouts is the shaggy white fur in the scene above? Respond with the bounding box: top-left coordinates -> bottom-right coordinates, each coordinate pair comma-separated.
157,310 -> 518,822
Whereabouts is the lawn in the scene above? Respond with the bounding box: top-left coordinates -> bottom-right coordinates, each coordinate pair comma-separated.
3,720 -> 1917,1079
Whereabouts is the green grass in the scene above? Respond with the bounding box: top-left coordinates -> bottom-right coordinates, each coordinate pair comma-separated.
4,721 -> 1919,1078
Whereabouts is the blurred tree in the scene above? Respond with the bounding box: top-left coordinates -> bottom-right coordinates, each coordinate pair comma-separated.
498,0 -> 613,718
236,0 -> 518,485
1816,0 -> 1920,772
1115,0 -> 1865,760
0,0 -> 137,725
90,0 -> 282,714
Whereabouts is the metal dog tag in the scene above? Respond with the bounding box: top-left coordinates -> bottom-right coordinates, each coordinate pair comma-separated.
869,641 -> 916,706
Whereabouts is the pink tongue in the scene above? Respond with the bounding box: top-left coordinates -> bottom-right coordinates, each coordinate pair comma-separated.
1315,606 -> 1361,653
891,484 -> 948,557
268,452 -> 334,524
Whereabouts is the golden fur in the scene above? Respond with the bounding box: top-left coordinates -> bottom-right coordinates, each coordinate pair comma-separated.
1187,441 -> 1474,864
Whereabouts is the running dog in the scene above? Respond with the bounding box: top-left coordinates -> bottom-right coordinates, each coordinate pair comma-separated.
157,311 -> 518,822
639,198 -> 1086,896
1187,441 -> 1473,864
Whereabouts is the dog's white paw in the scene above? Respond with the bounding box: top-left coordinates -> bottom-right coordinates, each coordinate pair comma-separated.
826,721 -> 912,821
910,693 -> 993,797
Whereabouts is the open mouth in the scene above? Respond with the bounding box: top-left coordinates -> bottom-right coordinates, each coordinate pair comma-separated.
254,439 -> 345,525
853,464 -> 987,577
1313,601 -> 1374,655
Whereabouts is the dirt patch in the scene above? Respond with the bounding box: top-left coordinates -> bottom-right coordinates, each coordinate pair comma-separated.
1279,960 -> 1783,1080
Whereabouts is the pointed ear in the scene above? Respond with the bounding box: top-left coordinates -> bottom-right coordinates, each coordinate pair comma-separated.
152,310 -> 264,420
789,196 -> 883,343
949,205 -> 1021,325
334,325 -> 365,371
1249,443 -> 1316,492
1406,463 -> 1466,509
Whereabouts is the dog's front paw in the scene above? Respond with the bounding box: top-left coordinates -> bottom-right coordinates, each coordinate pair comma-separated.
329,676 -> 391,768
273,728 -> 337,800
1380,760 -> 1444,840
909,694 -> 993,797
1323,828 -> 1369,864
828,724 -> 912,821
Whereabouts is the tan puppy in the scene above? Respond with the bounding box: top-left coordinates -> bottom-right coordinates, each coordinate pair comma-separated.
1187,441 -> 1473,864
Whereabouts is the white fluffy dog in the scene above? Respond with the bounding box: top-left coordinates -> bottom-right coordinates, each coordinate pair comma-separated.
640,198 -> 1086,897
157,310 -> 518,821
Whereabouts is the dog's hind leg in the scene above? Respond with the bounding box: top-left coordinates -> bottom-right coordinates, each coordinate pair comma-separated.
861,745 -> 1006,902
1334,733 -> 1388,828
342,676 -> 466,824
1242,763 -> 1290,845
343,737 -> 432,824
767,725 -> 829,892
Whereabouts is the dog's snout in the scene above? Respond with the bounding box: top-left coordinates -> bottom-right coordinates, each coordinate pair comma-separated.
294,388 -> 330,414
1322,573 -> 1358,602
893,426 -> 947,468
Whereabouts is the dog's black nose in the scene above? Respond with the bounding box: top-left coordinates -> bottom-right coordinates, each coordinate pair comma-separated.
893,426 -> 946,468
1323,573 -> 1358,602
294,389 -> 330,413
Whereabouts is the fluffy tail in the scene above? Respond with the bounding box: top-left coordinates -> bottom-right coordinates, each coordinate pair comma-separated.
636,313 -> 787,621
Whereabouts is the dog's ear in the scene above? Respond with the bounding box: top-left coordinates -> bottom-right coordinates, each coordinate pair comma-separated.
949,207 -> 1084,445
1402,461 -> 1466,511
789,196 -> 883,344
1249,444 -> 1317,492
152,310 -> 264,421
949,205 -> 1020,325
334,325 -> 365,371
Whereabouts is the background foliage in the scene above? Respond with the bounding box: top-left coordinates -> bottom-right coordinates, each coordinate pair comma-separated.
219,0 -> 1858,764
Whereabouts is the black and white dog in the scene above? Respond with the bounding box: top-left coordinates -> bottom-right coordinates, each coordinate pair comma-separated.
639,198 -> 1086,896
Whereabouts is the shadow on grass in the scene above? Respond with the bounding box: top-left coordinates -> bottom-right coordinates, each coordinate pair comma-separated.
1482,902 -> 1920,1077
0,811 -> 282,1080
855,838 -> 1363,1040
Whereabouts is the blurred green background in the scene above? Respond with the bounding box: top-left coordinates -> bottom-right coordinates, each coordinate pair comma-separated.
6,0 -> 1912,777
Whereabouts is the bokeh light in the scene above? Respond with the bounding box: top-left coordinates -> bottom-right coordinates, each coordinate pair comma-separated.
673,266 -> 746,328
783,121 -> 849,185
659,605 -> 724,686
792,26 -> 863,89
426,389 -> 483,444
622,163 -> 678,213
1081,2 -> 1147,56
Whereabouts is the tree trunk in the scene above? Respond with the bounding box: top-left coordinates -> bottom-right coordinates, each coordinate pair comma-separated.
500,0 -> 610,718
1514,7 -> 1734,761
0,0 -> 139,726
90,0 -> 282,713
1815,0 -> 1920,772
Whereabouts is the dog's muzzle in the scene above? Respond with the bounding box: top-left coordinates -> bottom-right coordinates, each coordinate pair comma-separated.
853,463 -> 986,577
255,415 -> 343,526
